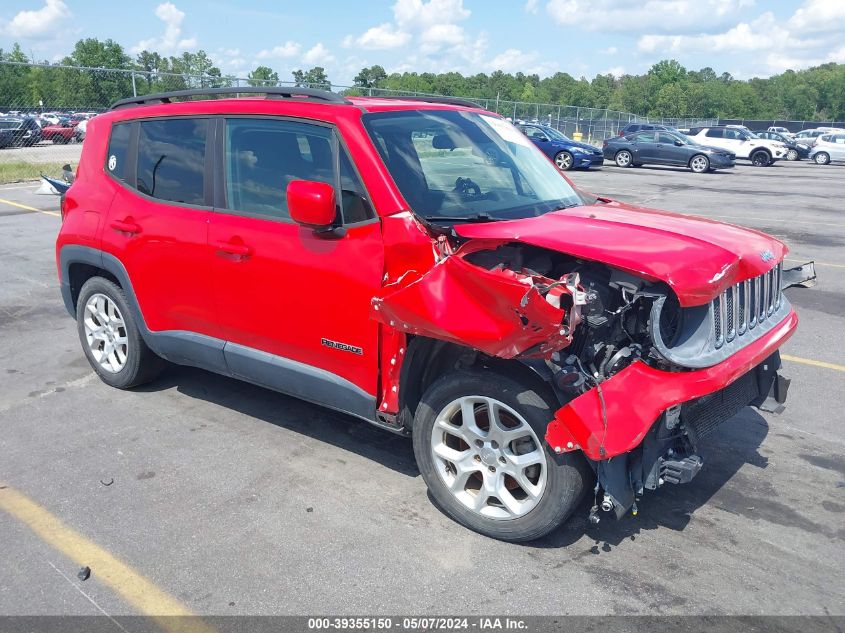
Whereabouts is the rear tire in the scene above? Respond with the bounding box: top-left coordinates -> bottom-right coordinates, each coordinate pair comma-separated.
615,150 -> 632,167
814,152 -> 830,165
689,154 -> 710,173
413,369 -> 589,542
76,277 -> 164,389
750,150 -> 771,166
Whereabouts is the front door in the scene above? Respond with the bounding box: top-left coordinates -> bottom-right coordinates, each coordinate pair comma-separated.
208,117 -> 384,415
631,131 -> 661,162
655,131 -> 685,165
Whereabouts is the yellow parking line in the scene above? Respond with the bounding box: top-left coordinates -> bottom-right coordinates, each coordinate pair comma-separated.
781,354 -> 845,373
784,257 -> 845,269
0,484 -> 216,633
0,196 -> 60,217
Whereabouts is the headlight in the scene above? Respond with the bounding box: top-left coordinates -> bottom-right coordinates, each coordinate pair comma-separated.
797,144 -> 809,149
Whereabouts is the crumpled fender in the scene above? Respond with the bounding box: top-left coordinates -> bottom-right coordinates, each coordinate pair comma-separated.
546,308 -> 798,461
371,240 -> 581,359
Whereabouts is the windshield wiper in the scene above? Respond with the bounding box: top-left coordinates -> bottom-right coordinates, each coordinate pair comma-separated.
421,213 -> 502,223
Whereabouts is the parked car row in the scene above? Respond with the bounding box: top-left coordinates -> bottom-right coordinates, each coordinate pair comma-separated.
510,119 -> 844,175
0,111 -> 97,148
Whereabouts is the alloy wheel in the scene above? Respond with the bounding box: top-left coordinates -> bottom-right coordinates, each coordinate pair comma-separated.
83,293 -> 129,373
814,152 -> 830,165
430,396 -> 547,520
786,149 -> 798,161
690,156 -> 709,173
555,152 -> 573,170
615,151 -> 631,167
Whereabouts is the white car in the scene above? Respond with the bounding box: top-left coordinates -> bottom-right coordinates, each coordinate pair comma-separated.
687,126 -> 787,166
767,126 -> 792,137
809,133 -> 845,165
793,129 -> 829,146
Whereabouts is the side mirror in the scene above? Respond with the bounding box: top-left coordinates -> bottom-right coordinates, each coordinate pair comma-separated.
674,140 -> 684,146
288,180 -> 336,229
535,135 -> 549,142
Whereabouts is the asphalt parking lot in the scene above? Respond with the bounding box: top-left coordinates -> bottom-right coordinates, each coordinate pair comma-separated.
0,160 -> 843,620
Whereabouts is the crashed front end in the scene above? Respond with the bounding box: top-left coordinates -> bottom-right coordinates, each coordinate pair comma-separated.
373,217 -> 810,521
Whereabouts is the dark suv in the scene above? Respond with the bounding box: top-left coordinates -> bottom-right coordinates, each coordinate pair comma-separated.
57,87 -> 799,542
618,122 -> 675,136
0,116 -> 42,146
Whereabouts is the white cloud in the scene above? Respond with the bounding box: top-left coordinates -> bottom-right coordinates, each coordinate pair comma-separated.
488,48 -> 539,73
601,46 -> 618,55
393,0 -> 470,31
256,41 -> 301,59
131,2 -> 197,55
602,66 -> 626,78
546,0 -> 755,33
2,0 -> 71,39
787,0 -> 845,35
344,23 -> 411,50
524,0 -> 539,13
302,43 -> 335,66
636,8 -> 842,76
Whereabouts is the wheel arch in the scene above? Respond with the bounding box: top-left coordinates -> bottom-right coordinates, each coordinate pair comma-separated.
397,335 -> 559,431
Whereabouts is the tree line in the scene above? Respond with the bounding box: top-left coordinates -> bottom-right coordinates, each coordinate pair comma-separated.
1,39 -> 843,121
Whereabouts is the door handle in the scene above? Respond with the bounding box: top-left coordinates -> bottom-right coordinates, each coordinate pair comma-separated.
215,240 -> 252,258
110,219 -> 141,235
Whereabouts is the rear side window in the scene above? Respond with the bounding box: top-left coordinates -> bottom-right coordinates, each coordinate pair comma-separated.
634,132 -> 654,142
137,118 -> 208,205
705,129 -> 724,138
106,122 -> 131,181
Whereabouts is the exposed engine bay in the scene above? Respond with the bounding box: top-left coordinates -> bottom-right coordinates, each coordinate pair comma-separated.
373,230 -> 803,523
462,242 -> 672,389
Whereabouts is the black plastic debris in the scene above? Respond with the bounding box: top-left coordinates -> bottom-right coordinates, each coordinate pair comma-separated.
100,478 -> 114,486
77,566 -> 91,581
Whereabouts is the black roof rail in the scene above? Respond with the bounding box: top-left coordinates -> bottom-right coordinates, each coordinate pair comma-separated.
370,95 -> 483,109
111,86 -> 351,110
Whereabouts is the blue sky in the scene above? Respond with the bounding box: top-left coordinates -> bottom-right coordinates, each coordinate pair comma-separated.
1,0 -> 843,85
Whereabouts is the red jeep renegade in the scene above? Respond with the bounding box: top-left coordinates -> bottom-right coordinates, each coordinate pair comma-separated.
57,87 -> 802,541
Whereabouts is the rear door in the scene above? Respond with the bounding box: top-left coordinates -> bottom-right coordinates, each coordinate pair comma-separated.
207,117 -> 384,412
101,117 -> 218,338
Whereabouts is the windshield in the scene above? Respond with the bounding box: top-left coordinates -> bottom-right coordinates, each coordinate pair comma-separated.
363,110 -> 582,221
542,126 -> 571,142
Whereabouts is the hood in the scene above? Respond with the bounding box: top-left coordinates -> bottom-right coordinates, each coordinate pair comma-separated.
453,201 -> 787,307
560,140 -> 600,152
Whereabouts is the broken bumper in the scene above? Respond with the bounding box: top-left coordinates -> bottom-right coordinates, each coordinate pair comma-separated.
546,308 -> 798,461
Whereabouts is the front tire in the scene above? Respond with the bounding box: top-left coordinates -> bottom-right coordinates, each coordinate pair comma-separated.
786,149 -> 799,161
413,370 -> 589,542
76,277 -> 163,389
615,150 -> 632,167
554,151 -> 574,171
689,154 -> 710,173
814,152 -> 830,165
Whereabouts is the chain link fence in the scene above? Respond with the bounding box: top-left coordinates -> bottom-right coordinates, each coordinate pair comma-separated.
0,60 -> 715,183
